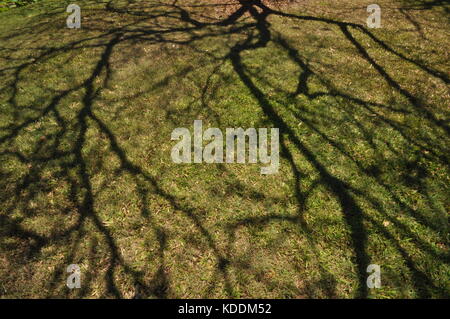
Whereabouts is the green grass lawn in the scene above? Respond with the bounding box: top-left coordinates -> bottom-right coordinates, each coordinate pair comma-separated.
0,0 -> 448,298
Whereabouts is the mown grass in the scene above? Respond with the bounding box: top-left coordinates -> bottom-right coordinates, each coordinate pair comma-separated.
0,0 -> 449,298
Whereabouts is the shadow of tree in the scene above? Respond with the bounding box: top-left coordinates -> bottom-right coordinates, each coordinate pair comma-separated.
0,0 -> 448,298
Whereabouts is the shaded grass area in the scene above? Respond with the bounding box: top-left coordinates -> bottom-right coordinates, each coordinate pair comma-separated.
0,0 -> 449,298
0,0 -> 41,11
